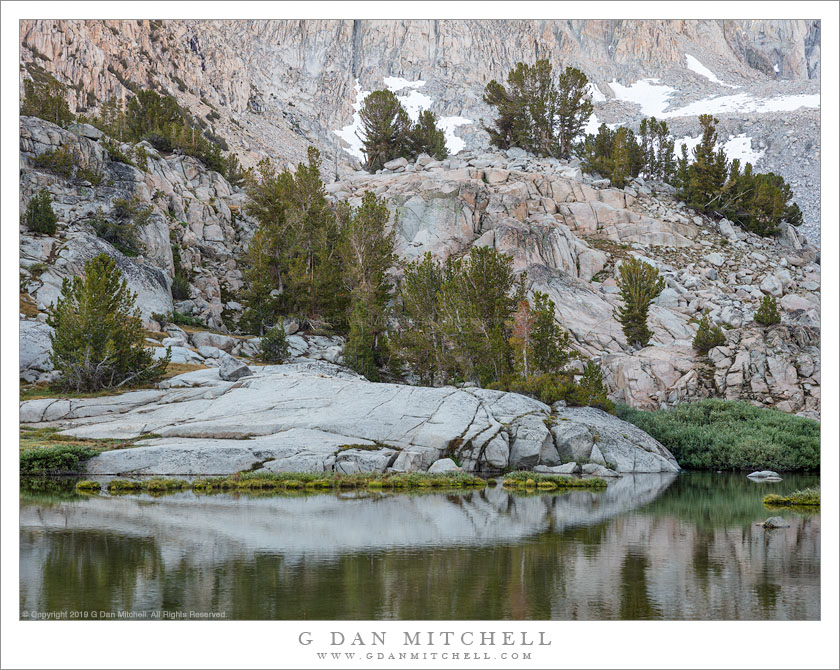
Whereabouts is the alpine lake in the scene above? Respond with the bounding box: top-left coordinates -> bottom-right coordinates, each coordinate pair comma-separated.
19,472 -> 819,620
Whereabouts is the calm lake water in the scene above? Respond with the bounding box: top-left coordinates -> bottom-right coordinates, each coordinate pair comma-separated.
19,473 -> 820,620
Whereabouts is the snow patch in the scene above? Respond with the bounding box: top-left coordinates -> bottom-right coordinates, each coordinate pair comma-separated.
674,134 -> 703,159
609,78 -> 819,118
722,134 -> 765,165
333,81 -> 370,161
608,78 -> 678,118
773,63 -> 780,73
673,133 -> 765,167
394,89 -> 433,122
586,82 -> 607,103
383,77 -> 426,91
685,54 -> 738,88
437,116 -> 472,154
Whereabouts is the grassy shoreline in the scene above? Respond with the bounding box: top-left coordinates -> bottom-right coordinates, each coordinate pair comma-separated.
616,399 -> 819,472
67,469 -> 609,495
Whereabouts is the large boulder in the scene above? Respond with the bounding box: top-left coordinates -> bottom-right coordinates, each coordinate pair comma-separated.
20,363 -> 679,476
19,320 -> 54,378
218,353 -> 252,381
31,232 -> 172,324
551,407 -> 680,473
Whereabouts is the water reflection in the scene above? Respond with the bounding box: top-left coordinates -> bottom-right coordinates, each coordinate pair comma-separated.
20,473 -> 820,620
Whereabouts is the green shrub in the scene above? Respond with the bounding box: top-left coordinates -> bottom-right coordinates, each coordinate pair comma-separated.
20,445 -> 98,474
102,138 -> 135,165
502,471 -> 606,489
692,314 -> 726,353
614,256 -> 665,347
47,253 -> 170,392
171,274 -> 191,300
489,366 -> 615,413
76,165 -> 104,186
568,361 -> 615,413
259,323 -> 290,363
23,189 -> 58,235
754,295 -> 781,326
171,311 -> 204,327
32,146 -> 75,177
93,197 -> 150,256
615,399 -> 819,471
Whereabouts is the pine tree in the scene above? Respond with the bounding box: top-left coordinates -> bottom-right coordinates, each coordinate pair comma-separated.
338,191 -> 397,380
530,291 -> 573,374
509,299 -> 536,378
675,144 -> 690,199
23,189 -> 58,235
47,254 -> 169,392
556,66 -> 593,159
437,247 -> 517,386
408,110 -> 448,160
393,252 -> 447,385
754,295 -> 781,326
259,323 -> 291,363
21,78 -> 74,127
687,114 -> 727,212
609,127 -> 633,188
692,314 -> 726,353
358,90 -> 411,172
614,256 -> 665,348
483,61 -> 592,159
571,360 -> 614,412
241,149 -> 348,333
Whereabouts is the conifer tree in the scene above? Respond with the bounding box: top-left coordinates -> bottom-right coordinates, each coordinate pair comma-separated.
338,192 -> 397,380
23,189 -> 58,235
242,149 -> 348,333
21,78 -> 74,127
529,291 -> 573,374
754,295 -> 781,326
615,256 -> 665,348
408,110 -> 448,160
437,247 -> 517,386
358,90 -> 411,172
692,314 -> 726,353
393,252 -> 448,385
483,60 -> 592,159
48,254 -> 169,392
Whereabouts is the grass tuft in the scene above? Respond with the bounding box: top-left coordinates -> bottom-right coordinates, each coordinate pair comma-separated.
502,471 -> 607,489
763,487 -> 820,507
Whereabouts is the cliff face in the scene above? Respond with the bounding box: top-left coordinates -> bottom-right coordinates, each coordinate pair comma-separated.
17,20 -> 822,415
19,19 -> 821,239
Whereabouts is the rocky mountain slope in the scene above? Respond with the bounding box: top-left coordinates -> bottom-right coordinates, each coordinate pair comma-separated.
19,19 -> 821,241
19,114 -> 821,418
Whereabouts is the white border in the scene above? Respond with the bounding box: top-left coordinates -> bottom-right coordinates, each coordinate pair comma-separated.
2,3 -> 838,669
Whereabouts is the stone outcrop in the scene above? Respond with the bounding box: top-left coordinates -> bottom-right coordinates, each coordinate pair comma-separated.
19,115 -> 255,329
19,112 -> 821,416
20,362 -> 680,476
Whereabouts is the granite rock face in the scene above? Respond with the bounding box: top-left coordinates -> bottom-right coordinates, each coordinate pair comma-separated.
20,363 -> 679,476
19,19 -> 821,240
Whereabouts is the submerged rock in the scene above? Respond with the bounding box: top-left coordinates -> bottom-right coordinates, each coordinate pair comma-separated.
762,516 -> 790,529
748,470 -> 783,481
